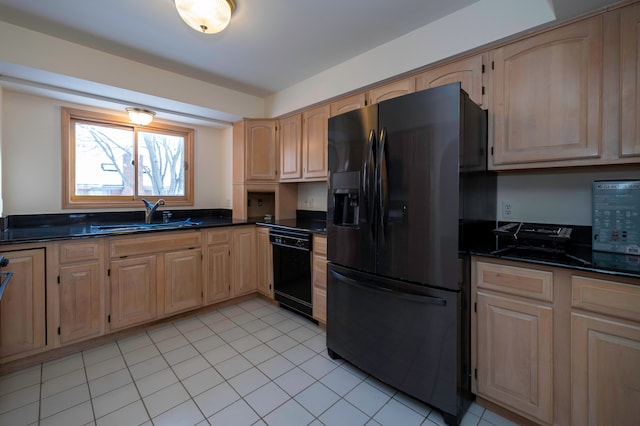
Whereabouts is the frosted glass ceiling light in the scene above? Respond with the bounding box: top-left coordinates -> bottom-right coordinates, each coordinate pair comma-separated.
126,108 -> 156,126
174,0 -> 236,34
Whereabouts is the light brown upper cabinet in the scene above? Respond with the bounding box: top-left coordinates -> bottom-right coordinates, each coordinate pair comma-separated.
245,120 -> 278,181
415,54 -> 486,107
302,104 -> 330,180
621,3 -> 640,158
330,93 -> 367,117
367,77 -> 416,104
489,16 -> 604,169
279,114 -> 303,181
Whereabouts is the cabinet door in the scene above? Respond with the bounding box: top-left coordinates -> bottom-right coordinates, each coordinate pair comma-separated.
330,93 -> 367,117
367,78 -> 416,104
205,244 -> 231,304
489,16 -> 603,167
416,54 -> 485,106
302,104 -> 330,179
571,313 -> 640,426
232,227 -> 257,296
476,291 -> 553,424
0,249 -> 46,359
164,249 -> 202,315
279,114 -> 303,181
59,262 -> 103,344
109,255 -> 157,331
246,120 -> 278,181
256,227 -> 273,298
621,4 -> 640,157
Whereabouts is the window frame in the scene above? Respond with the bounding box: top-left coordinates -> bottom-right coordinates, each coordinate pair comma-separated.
62,107 -> 194,209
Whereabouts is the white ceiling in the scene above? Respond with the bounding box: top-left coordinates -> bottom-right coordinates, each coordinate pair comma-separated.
0,0 -> 623,124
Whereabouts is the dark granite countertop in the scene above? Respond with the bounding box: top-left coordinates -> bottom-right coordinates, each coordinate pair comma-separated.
0,209 -> 253,245
469,223 -> 640,280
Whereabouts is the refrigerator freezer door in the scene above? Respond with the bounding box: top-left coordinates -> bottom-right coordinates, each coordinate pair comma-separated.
326,263 -> 469,423
327,105 -> 378,274
376,84 -> 463,290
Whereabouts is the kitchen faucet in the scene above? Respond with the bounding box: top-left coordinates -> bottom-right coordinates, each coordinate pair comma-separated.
142,199 -> 165,224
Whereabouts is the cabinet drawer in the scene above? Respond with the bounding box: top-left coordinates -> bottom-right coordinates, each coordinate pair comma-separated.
313,235 -> 327,257
572,275 -> 640,322
110,231 -> 201,258
476,261 -> 553,302
207,229 -> 231,245
59,241 -> 101,263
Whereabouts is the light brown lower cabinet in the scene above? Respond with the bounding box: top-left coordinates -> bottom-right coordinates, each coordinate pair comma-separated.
473,259 -> 554,424
0,247 -> 46,361
109,255 -> 158,332
312,235 -> 327,324
56,240 -> 105,345
163,248 -> 202,315
256,227 -> 274,298
472,257 -> 640,426
570,275 -> 640,426
232,226 -> 257,297
205,229 -> 232,304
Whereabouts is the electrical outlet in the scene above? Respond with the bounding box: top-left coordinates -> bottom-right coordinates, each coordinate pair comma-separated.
502,201 -> 513,218
309,198 -> 314,208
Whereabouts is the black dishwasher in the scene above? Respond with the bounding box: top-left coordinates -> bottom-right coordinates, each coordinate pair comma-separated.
269,228 -> 313,318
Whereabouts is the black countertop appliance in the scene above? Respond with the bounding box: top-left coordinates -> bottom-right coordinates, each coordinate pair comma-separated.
326,83 -> 496,426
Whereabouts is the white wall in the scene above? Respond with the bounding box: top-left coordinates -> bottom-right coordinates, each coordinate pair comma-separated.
266,0 -> 555,117
297,182 -> 328,211
1,90 -> 232,215
497,167 -> 640,225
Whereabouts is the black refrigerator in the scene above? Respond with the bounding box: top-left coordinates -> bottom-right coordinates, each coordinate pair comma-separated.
326,83 -> 496,426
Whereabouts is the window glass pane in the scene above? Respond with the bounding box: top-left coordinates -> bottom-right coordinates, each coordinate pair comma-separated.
74,122 -> 135,196
137,131 -> 185,196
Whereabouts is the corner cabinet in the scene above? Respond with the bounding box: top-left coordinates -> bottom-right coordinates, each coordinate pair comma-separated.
56,240 -> 105,345
0,247 -> 46,362
472,259 -> 554,425
488,16 -> 604,169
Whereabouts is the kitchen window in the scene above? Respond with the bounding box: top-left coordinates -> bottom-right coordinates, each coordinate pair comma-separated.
62,107 -> 194,208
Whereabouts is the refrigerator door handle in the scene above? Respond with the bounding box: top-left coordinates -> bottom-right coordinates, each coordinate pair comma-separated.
377,127 -> 389,244
363,129 -> 377,240
330,269 -> 447,306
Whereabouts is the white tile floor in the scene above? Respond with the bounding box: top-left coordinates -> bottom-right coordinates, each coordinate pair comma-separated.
0,297 -> 519,426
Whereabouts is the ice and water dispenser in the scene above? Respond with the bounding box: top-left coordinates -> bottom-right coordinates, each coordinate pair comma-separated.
332,171 -> 360,226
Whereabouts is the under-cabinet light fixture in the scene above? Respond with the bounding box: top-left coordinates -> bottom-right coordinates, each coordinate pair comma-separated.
126,108 -> 156,126
174,0 -> 236,34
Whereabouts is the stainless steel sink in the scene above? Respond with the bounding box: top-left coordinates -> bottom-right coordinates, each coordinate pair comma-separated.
90,219 -> 202,232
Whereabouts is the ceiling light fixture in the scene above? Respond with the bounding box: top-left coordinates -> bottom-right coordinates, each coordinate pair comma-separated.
126,108 -> 156,126
174,0 -> 236,34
